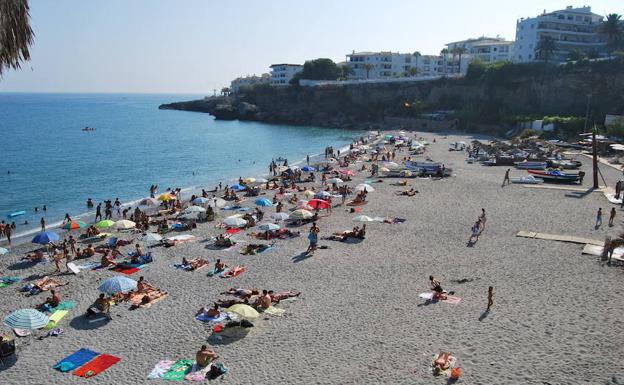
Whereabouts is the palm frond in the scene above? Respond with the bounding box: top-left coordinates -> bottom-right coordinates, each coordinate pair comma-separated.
0,0 -> 34,76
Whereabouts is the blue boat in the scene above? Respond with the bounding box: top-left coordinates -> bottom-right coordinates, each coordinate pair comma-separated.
7,210 -> 26,218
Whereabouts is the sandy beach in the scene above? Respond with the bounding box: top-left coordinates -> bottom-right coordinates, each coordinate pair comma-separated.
1,130 -> 623,385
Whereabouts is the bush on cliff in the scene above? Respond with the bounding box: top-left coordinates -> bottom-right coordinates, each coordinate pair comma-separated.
290,58 -> 342,85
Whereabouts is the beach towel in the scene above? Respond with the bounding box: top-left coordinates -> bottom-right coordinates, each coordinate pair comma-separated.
195,312 -> 232,323
442,296 -> 461,305
0,276 -> 20,284
162,359 -> 194,381
225,228 -> 241,234
111,266 -> 141,275
207,268 -> 228,277
75,261 -> 100,271
220,267 -> 245,278
73,353 -> 120,378
53,348 -> 100,372
148,360 -> 175,379
45,310 -> 69,330
185,364 -> 213,382
263,306 -> 285,316
67,262 -> 81,275
51,301 -> 76,311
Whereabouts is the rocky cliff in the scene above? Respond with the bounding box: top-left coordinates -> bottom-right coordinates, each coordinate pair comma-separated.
159,60 -> 624,134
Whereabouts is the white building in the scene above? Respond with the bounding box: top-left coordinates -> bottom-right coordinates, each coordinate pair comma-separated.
445,37 -> 515,64
230,74 -> 270,93
345,51 -> 455,80
514,6 -> 606,63
269,64 -> 303,85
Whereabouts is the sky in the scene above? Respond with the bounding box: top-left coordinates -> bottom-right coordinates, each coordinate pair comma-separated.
0,0 -> 622,94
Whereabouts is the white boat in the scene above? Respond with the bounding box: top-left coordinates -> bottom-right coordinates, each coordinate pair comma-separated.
510,175 -> 543,184
514,161 -> 547,170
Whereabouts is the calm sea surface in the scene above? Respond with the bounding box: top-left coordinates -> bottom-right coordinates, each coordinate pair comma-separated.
0,93 -> 359,238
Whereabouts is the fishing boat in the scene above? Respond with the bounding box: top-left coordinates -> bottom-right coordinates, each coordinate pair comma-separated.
514,161 -> 547,170
527,169 -> 580,183
404,161 -> 452,176
510,175 -> 543,184
546,159 -> 582,169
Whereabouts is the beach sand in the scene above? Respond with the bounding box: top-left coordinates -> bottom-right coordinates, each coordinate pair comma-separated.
1,131 -> 623,384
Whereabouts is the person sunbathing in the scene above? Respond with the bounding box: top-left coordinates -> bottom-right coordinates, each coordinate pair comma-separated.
136,276 -> 154,293
395,188 -> 419,196
206,303 -> 220,317
214,259 -> 227,273
181,257 -> 208,270
21,250 -> 45,262
214,235 -> 234,248
269,290 -> 301,302
86,293 -> 111,318
222,266 -> 245,277
241,243 -> 271,255
432,352 -> 452,373
84,245 -> 96,257
196,345 -> 217,368
392,180 -> 408,186
215,298 -> 247,307
100,253 -> 117,267
33,276 -> 67,292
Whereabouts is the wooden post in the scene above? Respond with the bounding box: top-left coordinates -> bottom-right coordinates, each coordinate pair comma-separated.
592,127 -> 599,189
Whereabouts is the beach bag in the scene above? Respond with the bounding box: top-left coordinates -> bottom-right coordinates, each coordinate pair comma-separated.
450,367 -> 461,380
208,363 -> 227,379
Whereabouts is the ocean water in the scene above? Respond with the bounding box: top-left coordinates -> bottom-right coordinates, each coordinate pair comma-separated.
0,93 -> 359,239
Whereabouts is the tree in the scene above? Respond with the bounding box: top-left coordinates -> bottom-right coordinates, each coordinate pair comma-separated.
362,63 -> 374,79
536,36 -> 556,63
220,87 -> 230,96
339,64 -> 354,79
440,48 -> 449,74
289,58 -> 342,85
567,49 -> 586,62
452,46 -> 467,73
0,0 -> 34,76
598,13 -> 624,57
403,67 -> 419,77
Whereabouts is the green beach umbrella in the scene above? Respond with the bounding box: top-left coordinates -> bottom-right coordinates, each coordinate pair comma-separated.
62,220 -> 87,230
95,219 -> 115,228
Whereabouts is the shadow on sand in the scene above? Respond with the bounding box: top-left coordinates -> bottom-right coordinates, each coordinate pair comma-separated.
478,309 -> 490,322
69,314 -> 111,330
292,252 -> 313,263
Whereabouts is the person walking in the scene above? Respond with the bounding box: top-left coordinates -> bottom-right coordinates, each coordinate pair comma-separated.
502,169 -> 510,187
487,286 -> 494,311
609,207 -> 616,227
40,217 -> 46,231
595,208 -> 603,228
479,209 -> 487,231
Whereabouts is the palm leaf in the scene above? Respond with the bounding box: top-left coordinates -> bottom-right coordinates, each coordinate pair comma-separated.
0,0 -> 34,76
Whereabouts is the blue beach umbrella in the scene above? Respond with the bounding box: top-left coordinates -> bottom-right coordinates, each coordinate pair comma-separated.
98,276 -> 137,294
32,231 -> 60,244
301,166 -> 316,172
230,184 -> 246,191
4,308 -> 49,330
192,197 -> 210,204
255,198 -> 273,207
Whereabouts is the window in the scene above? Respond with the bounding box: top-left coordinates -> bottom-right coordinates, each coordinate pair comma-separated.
528,54 -> 532,59
531,23 -> 535,28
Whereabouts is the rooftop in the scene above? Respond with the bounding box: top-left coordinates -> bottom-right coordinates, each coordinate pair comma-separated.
270,64 -> 302,68
446,36 -> 509,47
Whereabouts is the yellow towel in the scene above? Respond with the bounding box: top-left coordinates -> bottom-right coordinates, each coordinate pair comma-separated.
264,306 -> 285,316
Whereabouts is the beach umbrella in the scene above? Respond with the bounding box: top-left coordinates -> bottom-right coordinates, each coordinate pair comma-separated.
243,177 -> 256,184
139,197 -> 159,206
301,190 -> 316,198
353,215 -> 375,222
307,199 -> 329,209
379,167 -> 390,173
290,209 -> 313,220
208,198 -> 227,208
384,134 -> 394,140
98,276 -> 137,294
338,169 -> 355,176
315,191 -> 331,198
138,233 -> 162,242
230,184 -> 246,191
254,178 -> 268,184
62,220 -> 87,230
258,222 -> 280,231
224,217 -> 247,228
114,220 -> 136,229
192,197 -> 210,204
270,212 -> 290,221
385,162 -> 400,169
0,247 -> 8,255
158,194 -> 173,201
95,219 -> 115,228
326,178 -> 343,184
32,231 -> 60,244
183,206 -> 206,214
255,198 -> 274,207
3,309 -> 49,330
226,304 -> 259,319
301,166 -> 316,172
355,184 -> 375,192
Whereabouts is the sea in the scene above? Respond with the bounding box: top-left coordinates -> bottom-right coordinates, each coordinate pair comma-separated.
0,93 -> 360,241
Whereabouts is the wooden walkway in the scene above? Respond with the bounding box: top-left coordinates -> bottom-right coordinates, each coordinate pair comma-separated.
522,184 -> 605,192
516,231 -> 603,246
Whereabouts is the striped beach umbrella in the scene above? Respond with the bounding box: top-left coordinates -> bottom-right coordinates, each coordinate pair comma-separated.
270,212 -> 290,221
95,219 -> 115,228
353,215 -> 375,222
98,276 -> 137,294
224,217 -> 247,228
301,190 -> 316,198
62,220 -> 87,230
355,184 -> 375,192
258,223 -> 280,231
32,231 -> 60,244
192,197 -> 210,204
114,220 -> 136,230
290,209 -> 313,220
4,308 -> 49,330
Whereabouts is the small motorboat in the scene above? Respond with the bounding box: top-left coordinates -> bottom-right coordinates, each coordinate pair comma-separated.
510,175 -> 543,184
515,161 -> 547,170
547,159 -> 582,169
527,169 -> 580,183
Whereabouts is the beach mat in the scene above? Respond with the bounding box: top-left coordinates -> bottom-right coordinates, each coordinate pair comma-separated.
73,353 -> 120,378
53,348 -> 100,372
442,296 -> 462,305
263,306 -> 285,316
162,359 -> 194,381
111,266 -> 141,275
45,310 -> 69,330
148,360 -> 175,379
207,268 -> 228,277
195,312 -> 233,323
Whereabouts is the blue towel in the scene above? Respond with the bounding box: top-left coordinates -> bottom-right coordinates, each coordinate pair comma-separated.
53,348 -> 100,372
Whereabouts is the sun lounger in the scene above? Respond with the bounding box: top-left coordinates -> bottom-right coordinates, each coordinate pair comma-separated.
45,310 -> 69,330
73,353 -> 120,378
53,348 -> 100,372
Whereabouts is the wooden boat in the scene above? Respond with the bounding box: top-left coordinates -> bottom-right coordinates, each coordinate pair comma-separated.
510,175 -> 543,184
527,169 -> 580,183
515,161 -> 547,170
546,159 -> 582,169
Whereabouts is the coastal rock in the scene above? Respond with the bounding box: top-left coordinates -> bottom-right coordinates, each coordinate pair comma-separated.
212,104 -> 238,120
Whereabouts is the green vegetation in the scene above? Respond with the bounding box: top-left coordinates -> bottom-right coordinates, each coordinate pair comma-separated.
599,13 -> 624,57
0,0 -> 34,76
290,58 -> 342,85
535,36 -> 556,63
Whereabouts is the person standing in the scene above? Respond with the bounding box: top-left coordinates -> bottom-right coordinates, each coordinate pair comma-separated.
3,225 -> 11,246
95,203 -> 102,222
487,286 -> 494,311
307,222 -> 319,254
609,207 -> 616,227
479,209 -> 487,231
502,169 -> 510,187
40,217 -> 46,231
595,208 -> 603,228
306,155 -> 310,165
